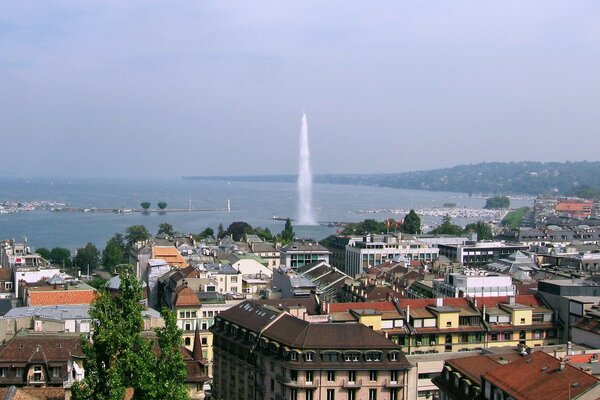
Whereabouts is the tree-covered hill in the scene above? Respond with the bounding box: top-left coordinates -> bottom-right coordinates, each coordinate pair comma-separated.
184,161 -> 600,196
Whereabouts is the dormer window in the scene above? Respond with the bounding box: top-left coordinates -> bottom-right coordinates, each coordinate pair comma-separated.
290,352 -> 298,361
390,352 -> 398,361
305,352 -> 314,362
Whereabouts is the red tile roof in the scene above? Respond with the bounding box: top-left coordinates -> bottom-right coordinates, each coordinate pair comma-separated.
174,286 -> 201,307
482,351 -> 600,400
28,290 -> 97,306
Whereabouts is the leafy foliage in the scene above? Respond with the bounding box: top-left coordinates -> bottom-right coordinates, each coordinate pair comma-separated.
157,202 -> 167,210
193,227 -> 215,241
401,210 -> 421,234
36,247 -> 51,260
140,202 -> 151,210
71,265 -> 188,400
225,221 -> 254,241
50,247 -> 72,267
102,234 -> 126,273
157,223 -> 175,237
429,215 -> 464,236
464,221 -> 494,240
280,219 -> 295,242
484,195 -> 510,209
74,243 -> 100,273
125,225 -> 151,251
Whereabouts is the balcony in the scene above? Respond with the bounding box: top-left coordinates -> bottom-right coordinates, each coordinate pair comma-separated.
342,379 -> 362,388
282,378 -> 319,388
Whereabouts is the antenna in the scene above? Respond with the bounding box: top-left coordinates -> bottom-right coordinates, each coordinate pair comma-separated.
189,193 -> 192,211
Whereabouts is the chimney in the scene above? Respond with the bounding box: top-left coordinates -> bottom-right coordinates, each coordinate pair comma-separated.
508,296 -> 515,305
559,358 -> 566,371
406,305 -> 410,322
436,298 -> 443,307
482,305 -> 487,320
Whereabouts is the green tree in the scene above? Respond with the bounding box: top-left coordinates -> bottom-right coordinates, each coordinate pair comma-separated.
401,210 -> 421,234
430,215 -> 464,236
464,221 -> 494,240
71,265 -> 156,400
140,202 -> 151,210
125,225 -> 151,251
74,243 -> 100,273
153,309 -> 188,399
484,195 -> 510,209
225,221 -> 253,241
71,266 -> 188,400
193,228 -> 214,241
280,219 -> 295,242
102,237 -> 125,273
157,223 -> 174,237
157,202 -> 167,210
36,247 -> 51,260
50,247 -> 72,267
254,227 -> 275,242
217,223 -> 225,239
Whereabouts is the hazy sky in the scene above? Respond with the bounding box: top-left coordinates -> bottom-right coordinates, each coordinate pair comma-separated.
2,1 -> 600,178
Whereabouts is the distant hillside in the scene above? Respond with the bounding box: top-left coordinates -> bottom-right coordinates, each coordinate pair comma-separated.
184,161 -> 600,196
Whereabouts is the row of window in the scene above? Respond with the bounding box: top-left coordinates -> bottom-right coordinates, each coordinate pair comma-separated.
178,310 -> 221,319
287,388 -> 397,400
0,365 -> 59,380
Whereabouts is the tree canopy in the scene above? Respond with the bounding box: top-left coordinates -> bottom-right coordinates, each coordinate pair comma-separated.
157,223 -> 175,237
50,247 -> 72,267
125,225 -> 151,250
71,265 -> 188,400
102,234 -> 126,273
429,215 -> 464,236
36,247 -> 51,260
484,195 -> 510,209
225,221 -> 253,241
401,210 -> 421,234
140,202 -> 151,210
157,202 -> 167,210
74,243 -> 100,273
280,219 -> 295,242
464,221 -> 494,240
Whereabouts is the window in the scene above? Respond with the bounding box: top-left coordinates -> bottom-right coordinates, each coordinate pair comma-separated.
490,333 -> 498,341
305,353 -> 314,362
305,371 -> 313,383
270,378 -> 275,391
305,390 -> 313,400
348,389 -> 356,400
446,321 -> 452,327
231,276 -> 238,283
201,337 -> 208,345
52,367 -> 60,378
185,337 -> 191,346
33,366 -> 42,382
369,389 -> 377,400
520,318 -> 526,324
191,311 -> 197,318
390,352 -> 398,361
185,311 -> 191,318
369,370 -> 377,381
179,311 -> 185,318
390,389 -> 398,400
5,282 -> 12,290
290,389 -> 297,400
202,322 -> 208,330
327,389 -> 335,400
290,370 -> 298,382
348,371 -> 356,383
185,322 -> 191,331
0,368 -> 6,378
15,368 -> 23,378
391,370 -> 398,383
327,370 -> 335,382
290,352 -> 298,361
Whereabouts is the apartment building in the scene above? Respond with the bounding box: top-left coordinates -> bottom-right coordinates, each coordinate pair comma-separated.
432,269 -> 516,298
211,300 -> 412,400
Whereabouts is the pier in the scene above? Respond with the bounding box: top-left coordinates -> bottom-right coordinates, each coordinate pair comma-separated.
52,207 -> 228,213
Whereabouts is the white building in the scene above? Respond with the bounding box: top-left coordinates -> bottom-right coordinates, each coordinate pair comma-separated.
345,234 -> 439,277
432,269 -> 516,298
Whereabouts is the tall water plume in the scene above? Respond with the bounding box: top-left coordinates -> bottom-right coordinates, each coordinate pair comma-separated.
297,112 -> 316,225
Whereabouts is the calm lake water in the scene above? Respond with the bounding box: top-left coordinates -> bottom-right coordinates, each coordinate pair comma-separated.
0,177 -> 531,251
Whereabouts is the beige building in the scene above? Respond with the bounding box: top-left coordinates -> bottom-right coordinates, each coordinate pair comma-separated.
211,300 -> 413,400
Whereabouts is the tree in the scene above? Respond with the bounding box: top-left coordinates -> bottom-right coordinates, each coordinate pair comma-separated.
401,210 -> 421,234
217,223 -> 225,239
280,219 -> 295,242
36,247 -> 51,260
254,227 -> 275,242
225,221 -> 253,241
125,225 -> 151,251
71,265 -> 156,400
193,227 -> 214,241
140,202 -> 151,210
430,214 -> 464,236
157,223 -> 174,237
71,265 -> 188,400
153,309 -> 188,400
157,202 -> 167,210
74,243 -> 100,273
102,236 -> 125,273
50,247 -> 72,267
464,221 -> 494,240
484,195 -> 510,209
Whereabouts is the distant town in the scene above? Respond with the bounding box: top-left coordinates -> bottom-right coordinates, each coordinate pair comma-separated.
2,194 -> 600,399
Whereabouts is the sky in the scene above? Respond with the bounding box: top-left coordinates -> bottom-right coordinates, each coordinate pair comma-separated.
1,1 -> 600,178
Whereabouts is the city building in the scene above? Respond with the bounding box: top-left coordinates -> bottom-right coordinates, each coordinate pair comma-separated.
211,300 -> 413,400
345,235 -> 439,278
437,242 -> 527,268
432,270 -> 516,298
279,241 -> 331,269
19,278 -> 96,307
